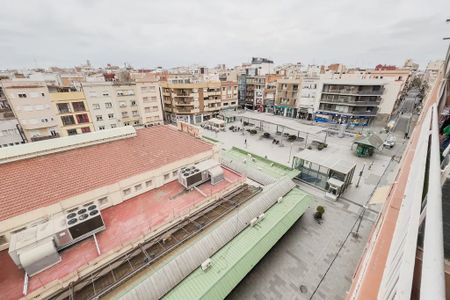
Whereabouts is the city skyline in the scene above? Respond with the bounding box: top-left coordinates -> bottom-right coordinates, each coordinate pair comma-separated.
0,0 -> 449,70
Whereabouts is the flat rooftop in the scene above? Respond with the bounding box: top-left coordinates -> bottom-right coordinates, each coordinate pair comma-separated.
294,148 -> 356,174
0,126 -> 213,222
0,168 -> 243,300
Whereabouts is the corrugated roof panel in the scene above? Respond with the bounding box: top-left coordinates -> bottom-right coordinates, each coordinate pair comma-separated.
163,188 -> 313,300
116,178 -> 296,300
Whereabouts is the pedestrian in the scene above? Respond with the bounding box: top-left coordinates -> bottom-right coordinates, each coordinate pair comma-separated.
244,138 -> 247,147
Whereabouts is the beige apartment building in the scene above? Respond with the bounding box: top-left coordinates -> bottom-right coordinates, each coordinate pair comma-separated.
135,80 -> 164,126
1,80 -> 60,141
161,81 -> 222,124
50,90 -> 94,136
220,81 -> 238,110
113,83 -> 141,126
274,78 -> 303,117
82,82 -> 122,131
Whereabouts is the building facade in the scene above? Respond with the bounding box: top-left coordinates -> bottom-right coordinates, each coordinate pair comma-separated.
220,81 -> 238,110
0,86 -> 25,147
297,76 -> 320,120
135,80 -> 164,126
315,80 -> 385,126
1,80 -> 60,141
161,81 -> 222,124
274,78 -> 302,118
82,82 -> 122,131
50,90 -> 94,136
113,83 -> 141,126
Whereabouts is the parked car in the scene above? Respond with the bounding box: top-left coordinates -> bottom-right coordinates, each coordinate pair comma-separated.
383,136 -> 396,149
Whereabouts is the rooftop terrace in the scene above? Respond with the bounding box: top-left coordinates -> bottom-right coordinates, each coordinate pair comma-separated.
0,168 -> 243,300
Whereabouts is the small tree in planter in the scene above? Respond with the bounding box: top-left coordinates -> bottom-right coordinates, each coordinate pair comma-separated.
314,205 -> 325,220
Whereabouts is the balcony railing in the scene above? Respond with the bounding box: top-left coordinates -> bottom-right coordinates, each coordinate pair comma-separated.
318,108 -> 377,116
377,104 -> 445,299
320,98 -> 380,106
322,88 -> 384,96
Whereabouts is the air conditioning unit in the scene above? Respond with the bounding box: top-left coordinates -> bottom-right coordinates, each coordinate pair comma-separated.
177,159 -> 224,189
250,217 -> 258,227
9,202 -> 105,276
63,202 -> 105,249
258,213 -> 265,221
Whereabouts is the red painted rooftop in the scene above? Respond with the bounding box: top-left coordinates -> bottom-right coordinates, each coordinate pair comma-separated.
0,126 -> 213,222
0,168 -> 243,300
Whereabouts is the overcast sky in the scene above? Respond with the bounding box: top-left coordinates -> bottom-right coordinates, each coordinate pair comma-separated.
0,0 -> 449,70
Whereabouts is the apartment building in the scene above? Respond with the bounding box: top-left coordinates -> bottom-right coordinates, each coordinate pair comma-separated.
1,80 -> 59,141
298,76 -> 320,120
114,83 -> 141,126
82,82 -> 121,131
50,89 -> 94,136
263,74 -> 282,113
0,86 -> 25,147
135,80 -> 164,126
220,81 -> 238,110
316,79 -> 385,126
161,81 -> 222,124
244,75 -> 265,111
274,78 -> 302,118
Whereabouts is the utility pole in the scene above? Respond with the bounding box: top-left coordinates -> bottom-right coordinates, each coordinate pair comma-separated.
356,163 -> 365,188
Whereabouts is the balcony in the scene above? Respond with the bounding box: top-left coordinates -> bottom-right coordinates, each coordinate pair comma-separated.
322,88 -> 384,96
72,102 -> 87,112
318,108 -> 377,116
174,101 -> 194,106
320,97 -> 381,106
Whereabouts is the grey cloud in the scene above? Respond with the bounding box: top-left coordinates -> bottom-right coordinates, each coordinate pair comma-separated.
0,0 -> 449,69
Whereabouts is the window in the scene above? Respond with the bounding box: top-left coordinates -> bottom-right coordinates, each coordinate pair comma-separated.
41,92 -> 45,97
67,129 -> 77,135
123,188 -> 131,196
93,104 -> 101,110
164,174 -> 170,180
102,92 -> 110,97
132,110 -> 139,116
96,115 -> 103,121
98,197 -> 108,206
81,127 -> 91,133
130,100 -> 137,106
105,102 -> 112,108
57,103 -> 71,113
135,184 -> 142,191
134,121 -> 139,125
72,102 -> 86,112
145,107 -> 151,113
143,97 -> 149,103
88,91 -> 97,97
119,101 -> 127,108
111,124 -> 117,128
108,113 -> 114,119
124,122 -> 130,126
61,115 -> 75,126
151,96 -> 157,101
18,93 -> 27,98
152,106 -> 158,110
99,126 -> 105,130
76,114 -> 89,123
145,180 -> 152,187
122,112 -> 129,118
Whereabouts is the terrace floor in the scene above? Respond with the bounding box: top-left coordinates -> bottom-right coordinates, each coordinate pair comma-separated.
0,168 -> 243,300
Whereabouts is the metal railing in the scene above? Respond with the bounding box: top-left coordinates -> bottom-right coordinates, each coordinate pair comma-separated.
377,103 -> 445,299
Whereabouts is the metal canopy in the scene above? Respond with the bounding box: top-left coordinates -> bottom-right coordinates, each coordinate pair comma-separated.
295,149 -> 356,175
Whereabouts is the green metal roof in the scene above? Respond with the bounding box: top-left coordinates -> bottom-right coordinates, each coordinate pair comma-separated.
163,188 -> 313,300
222,147 -> 299,179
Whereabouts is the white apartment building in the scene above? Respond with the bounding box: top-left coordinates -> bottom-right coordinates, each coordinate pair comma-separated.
82,82 -> 122,131
1,80 -> 59,142
113,83 -> 141,126
0,86 -> 24,147
135,80 -> 164,126
298,76 -> 320,120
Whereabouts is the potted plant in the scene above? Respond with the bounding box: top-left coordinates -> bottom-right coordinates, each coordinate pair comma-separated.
314,205 -> 325,220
